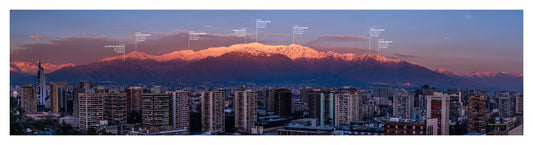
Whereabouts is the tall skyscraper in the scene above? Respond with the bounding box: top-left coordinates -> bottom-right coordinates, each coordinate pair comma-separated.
334,91 -> 362,126
308,89 -> 336,127
273,89 -> 292,117
142,92 -> 171,128
50,82 -> 67,113
126,86 -> 143,113
393,95 -> 415,120
37,61 -> 47,107
467,95 -> 487,134
201,90 -> 225,132
425,92 -> 450,135
21,85 -> 38,113
234,89 -> 257,133
169,90 -> 190,130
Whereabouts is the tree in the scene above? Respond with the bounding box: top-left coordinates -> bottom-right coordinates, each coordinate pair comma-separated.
10,106 -> 27,135
55,120 -> 80,135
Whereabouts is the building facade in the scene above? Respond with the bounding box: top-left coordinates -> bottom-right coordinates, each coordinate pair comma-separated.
425,92 -> 450,135
334,92 -> 362,126
78,92 -> 127,132
384,121 -> 425,135
273,89 -> 292,117
103,93 -> 127,125
234,89 -> 257,133
21,85 -> 38,113
393,95 -> 415,120
78,93 -> 104,133
169,90 -> 190,130
73,82 -> 96,121
50,82 -> 67,113
467,95 -> 487,134
142,93 -> 171,128
201,90 -> 225,132
308,89 -> 336,127
37,61 -> 47,107
126,86 -> 143,113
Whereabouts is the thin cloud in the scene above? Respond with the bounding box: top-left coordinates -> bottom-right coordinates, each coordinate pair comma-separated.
10,30 -> 267,64
312,46 -> 380,54
303,34 -> 368,47
263,32 -> 289,37
29,35 -> 43,39
394,52 -> 419,58
11,36 -> 119,65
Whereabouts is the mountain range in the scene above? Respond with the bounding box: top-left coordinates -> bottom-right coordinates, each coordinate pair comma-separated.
10,43 -> 522,91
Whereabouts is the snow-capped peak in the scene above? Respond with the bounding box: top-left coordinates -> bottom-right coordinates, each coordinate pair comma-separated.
10,61 -> 76,73
98,43 -> 403,63
435,68 -> 522,78
98,51 -> 156,62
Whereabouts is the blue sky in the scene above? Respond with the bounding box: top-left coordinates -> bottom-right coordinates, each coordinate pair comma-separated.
10,10 -> 523,74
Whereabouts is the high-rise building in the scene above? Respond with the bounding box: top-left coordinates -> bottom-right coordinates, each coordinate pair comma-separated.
265,89 -> 275,112
201,90 -> 225,132
78,93 -> 104,133
449,94 -> 461,123
126,86 -> 143,113
256,90 -> 266,110
498,92 -> 514,117
169,90 -> 190,130
514,93 -> 523,114
515,93 -> 523,125
334,91 -> 362,126
425,92 -> 450,135
50,82 -> 67,113
415,85 -> 438,108
21,85 -> 38,113
103,93 -> 127,125
142,92 -> 171,128
73,82 -> 96,121
307,89 -> 322,120
467,95 -> 487,134
300,88 -> 313,112
37,61 -> 47,107
308,89 -> 336,127
393,95 -> 415,120
234,89 -> 257,133
78,92 -> 127,132
273,89 -> 292,117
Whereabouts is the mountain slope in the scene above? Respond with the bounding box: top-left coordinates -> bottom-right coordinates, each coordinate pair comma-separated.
10,43 -> 522,91
10,61 -> 76,74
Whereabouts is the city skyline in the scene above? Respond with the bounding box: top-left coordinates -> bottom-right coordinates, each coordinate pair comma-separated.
9,9 -> 524,136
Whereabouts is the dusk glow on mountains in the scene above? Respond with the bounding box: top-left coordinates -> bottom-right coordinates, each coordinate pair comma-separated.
8,9 -> 525,137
